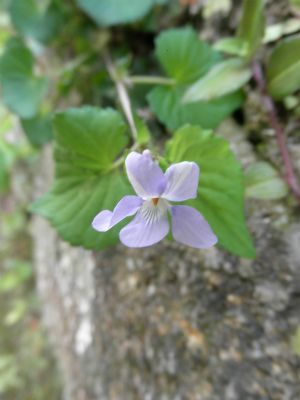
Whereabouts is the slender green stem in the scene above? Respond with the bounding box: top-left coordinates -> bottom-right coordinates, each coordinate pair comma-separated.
125,76 -> 176,86
108,143 -> 140,172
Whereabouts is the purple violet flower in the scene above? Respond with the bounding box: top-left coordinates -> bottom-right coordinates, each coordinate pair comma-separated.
92,150 -> 217,249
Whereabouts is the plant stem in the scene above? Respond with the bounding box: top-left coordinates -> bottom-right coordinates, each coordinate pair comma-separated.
109,143 -> 140,172
125,75 -> 176,86
252,60 -> 300,203
103,51 -> 138,140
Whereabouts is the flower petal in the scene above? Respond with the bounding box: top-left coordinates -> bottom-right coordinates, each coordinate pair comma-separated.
125,151 -> 167,199
119,210 -> 169,247
171,205 -> 217,249
163,161 -> 199,201
92,195 -> 142,232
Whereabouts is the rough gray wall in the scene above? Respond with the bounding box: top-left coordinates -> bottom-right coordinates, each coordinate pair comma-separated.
32,141 -> 300,400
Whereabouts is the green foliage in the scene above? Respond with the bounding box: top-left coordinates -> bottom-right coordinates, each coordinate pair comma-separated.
10,0 -> 64,44
148,86 -> 244,131
244,162 -> 288,200
182,58 -> 251,103
21,114 -> 53,147
237,0 -> 265,57
31,107 -> 133,249
134,115 -> 151,146
76,0 -> 157,26
213,0 -> 265,58
2,1 -> 293,259
266,35 -> 300,99
0,38 -> 48,118
166,125 -> 255,259
155,27 -> 220,84
149,27 -> 243,130
214,37 -> 249,57
7,0 -> 300,395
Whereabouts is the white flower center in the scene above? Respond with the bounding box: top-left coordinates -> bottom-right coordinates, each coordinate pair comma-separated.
140,198 -> 170,225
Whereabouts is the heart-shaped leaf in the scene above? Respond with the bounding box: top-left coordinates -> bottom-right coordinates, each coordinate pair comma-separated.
31,107 -> 133,249
166,125 -> 255,259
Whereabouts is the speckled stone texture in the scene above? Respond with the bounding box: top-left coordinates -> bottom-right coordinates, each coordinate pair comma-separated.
32,143 -> 300,400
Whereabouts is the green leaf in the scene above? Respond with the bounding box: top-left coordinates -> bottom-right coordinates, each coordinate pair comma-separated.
244,162 -> 288,200
266,35 -> 300,99
21,114 -> 53,147
237,0 -> 265,57
182,58 -> 251,103
166,125 -> 255,258
214,37 -> 249,57
148,86 -> 244,131
76,0 -> 154,26
0,38 -> 48,118
134,115 -> 151,145
10,0 -> 64,43
31,107 -> 133,250
155,27 -> 220,84
149,28 -> 243,130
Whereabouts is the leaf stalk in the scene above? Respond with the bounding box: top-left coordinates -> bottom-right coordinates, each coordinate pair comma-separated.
124,76 -> 176,86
